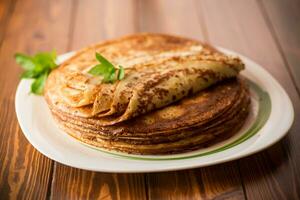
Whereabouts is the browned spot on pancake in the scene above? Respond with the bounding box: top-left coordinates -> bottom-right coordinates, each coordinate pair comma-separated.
158,106 -> 185,120
143,116 -> 156,125
182,93 -> 209,105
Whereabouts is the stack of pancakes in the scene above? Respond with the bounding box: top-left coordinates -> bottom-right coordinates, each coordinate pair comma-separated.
45,33 -> 250,155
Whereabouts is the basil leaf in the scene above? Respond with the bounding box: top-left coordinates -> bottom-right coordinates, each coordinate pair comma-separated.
88,64 -> 109,76
31,72 -> 48,95
95,53 -> 115,68
118,66 -> 125,80
21,70 -> 40,79
14,53 -> 36,70
15,50 -> 58,95
106,69 -> 116,83
88,53 -> 125,83
34,51 -> 57,70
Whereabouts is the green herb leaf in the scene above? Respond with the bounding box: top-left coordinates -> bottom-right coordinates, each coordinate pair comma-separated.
31,72 -> 48,95
88,53 -> 125,83
15,50 -> 58,95
118,66 -> 125,80
95,53 -> 115,69
20,70 -> 39,79
15,53 -> 36,70
107,69 -> 116,83
88,64 -> 109,76
34,51 -> 57,70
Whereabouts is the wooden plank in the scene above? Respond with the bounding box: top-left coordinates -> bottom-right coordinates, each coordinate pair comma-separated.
139,0 -> 206,41
0,0 -> 73,199
146,170 -> 202,200
147,162 -> 245,200
49,1 -> 147,199
51,164 -> 146,200
71,0 -> 138,50
198,163 -> 245,199
0,0 -> 15,46
198,0 -> 300,199
260,0 -> 300,93
139,1 -> 246,199
237,148 -> 291,200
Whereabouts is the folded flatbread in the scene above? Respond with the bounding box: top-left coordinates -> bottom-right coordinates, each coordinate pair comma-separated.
45,33 -> 244,126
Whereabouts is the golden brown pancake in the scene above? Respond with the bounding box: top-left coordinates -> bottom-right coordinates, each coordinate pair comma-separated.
45,33 -> 244,126
44,33 -> 250,155
49,78 -> 250,154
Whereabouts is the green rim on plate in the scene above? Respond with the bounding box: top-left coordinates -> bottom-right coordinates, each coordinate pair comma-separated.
78,80 -> 271,160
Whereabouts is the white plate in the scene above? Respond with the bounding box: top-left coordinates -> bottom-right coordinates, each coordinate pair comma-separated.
15,48 -> 294,173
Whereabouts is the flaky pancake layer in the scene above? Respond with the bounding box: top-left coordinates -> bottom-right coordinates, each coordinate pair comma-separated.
44,33 -> 249,155
55,103 -> 249,154
48,78 -> 245,135
52,79 -> 249,141
49,78 -> 251,154
45,33 -> 245,126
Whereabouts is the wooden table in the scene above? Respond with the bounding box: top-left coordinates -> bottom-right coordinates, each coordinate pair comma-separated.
0,0 -> 299,199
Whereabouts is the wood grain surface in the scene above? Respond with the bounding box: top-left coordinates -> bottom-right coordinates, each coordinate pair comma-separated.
0,0 -> 299,199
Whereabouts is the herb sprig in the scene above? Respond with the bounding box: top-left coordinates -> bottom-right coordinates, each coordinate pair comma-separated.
15,51 -> 57,95
88,53 -> 125,83
14,51 -> 123,95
